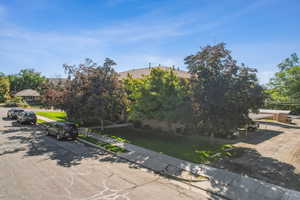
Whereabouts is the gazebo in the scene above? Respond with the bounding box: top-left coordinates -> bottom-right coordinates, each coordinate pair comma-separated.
15,89 -> 40,104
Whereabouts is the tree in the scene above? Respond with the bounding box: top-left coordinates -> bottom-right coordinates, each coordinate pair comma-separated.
8,69 -> 46,94
62,58 -> 126,126
0,73 -> 10,102
267,53 -> 300,112
185,43 -> 264,138
277,53 -> 299,71
40,80 -> 66,109
124,68 -> 191,123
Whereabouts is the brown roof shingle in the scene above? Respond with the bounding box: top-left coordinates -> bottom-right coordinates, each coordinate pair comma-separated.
119,66 -> 190,79
15,89 -> 40,97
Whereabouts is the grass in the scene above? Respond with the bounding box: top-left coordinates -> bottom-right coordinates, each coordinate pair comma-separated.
78,134 -> 126,153
100,127 -> 234,164
37,119 -> 52,126
36,112 -> 67,122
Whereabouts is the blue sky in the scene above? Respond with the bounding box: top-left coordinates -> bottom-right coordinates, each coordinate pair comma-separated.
0,0 -> 300,84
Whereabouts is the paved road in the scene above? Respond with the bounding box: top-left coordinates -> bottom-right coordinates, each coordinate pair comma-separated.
0,107 -> 219,200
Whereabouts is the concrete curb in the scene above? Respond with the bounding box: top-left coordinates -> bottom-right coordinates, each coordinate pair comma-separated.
76,138 -> 119,156
89,133 -> 300,200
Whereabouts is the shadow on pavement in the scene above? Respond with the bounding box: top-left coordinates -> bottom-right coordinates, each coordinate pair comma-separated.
4,123 -> 300,198
236,128 -> 283,145
259,121 -> 300,129
210,147 -> 300,192
6,125 -> 108,167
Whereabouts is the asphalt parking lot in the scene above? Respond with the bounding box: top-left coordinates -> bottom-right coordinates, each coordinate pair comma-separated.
0,107 -> 219,200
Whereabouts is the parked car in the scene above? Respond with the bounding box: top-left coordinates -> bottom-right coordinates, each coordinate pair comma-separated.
17,111 -> 37,125
7,108 -> 25,119
46,122 -> 78,140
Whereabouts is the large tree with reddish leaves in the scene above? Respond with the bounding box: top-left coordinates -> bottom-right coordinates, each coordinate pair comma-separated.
61,58 -> 126,126
185,43 -> 264,138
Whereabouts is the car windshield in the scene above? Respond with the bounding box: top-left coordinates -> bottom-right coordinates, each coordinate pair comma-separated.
25,113 -> 35,117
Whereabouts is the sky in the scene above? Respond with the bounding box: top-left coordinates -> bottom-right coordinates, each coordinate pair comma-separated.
0,0 -> 300,84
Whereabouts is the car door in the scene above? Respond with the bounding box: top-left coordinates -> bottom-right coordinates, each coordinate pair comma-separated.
48,123 -> 56,135
17,112 -> 23,122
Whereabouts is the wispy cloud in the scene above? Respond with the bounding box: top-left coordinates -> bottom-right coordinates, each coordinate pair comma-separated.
0,0 -> 294,84
0,4 -> 6,21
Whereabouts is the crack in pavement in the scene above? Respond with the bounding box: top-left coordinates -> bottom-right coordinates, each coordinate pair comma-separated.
80,180 -> 131,200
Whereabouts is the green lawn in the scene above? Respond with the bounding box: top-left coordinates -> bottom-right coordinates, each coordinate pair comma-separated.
36,112 -> 67,121
35,112 -> 233,163
78,134 -> 126,153
101,127 -> 233,164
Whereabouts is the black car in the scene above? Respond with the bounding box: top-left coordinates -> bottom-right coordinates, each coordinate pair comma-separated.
46,122 -> 78,140
17,111 -> 37,125
7,108 -> 24,119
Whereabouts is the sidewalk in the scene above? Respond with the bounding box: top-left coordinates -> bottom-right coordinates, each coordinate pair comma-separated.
35,115 -> 300,200
88,132 -> 300,200
36,115 -> 55,122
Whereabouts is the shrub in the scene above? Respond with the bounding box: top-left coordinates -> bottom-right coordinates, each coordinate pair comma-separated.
4,97 -> 29,108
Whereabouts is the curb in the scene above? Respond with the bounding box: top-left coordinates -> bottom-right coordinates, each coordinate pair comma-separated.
76,136 -> 227,199
76,138 -> 119,156
86,133 -> 300,200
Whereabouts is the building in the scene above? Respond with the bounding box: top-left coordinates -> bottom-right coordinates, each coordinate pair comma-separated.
118,66 -> 191,80
15,89 -> 41,104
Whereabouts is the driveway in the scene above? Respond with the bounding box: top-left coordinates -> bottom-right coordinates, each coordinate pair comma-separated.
0,107 -> 220,200
211,118 -> 300,191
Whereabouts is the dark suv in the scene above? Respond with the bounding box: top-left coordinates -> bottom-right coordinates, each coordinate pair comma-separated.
17,111 -> 37,125
7,108 -> 24,119
46,122 -> 78,140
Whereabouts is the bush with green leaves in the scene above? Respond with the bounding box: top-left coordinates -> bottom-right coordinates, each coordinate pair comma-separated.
4,96 -> 29,108
124,68 -> 192,123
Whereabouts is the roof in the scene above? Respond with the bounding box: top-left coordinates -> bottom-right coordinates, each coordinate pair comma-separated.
9,108 -> 24,111
48,78 -> 67,85
118,66 -> 191,79
15,89 -> 40,97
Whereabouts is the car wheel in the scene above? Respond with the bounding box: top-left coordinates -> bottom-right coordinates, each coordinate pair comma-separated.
71,136 -> 77,140
56,133 -> 61,140
56,131 -> 63,140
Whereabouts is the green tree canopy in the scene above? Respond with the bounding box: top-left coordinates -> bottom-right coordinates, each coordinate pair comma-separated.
0,73 -> 10,102
185,43 -> 264,138
8,69 -> 46,94
124,68 -> 191,122
267,53 -> 300,112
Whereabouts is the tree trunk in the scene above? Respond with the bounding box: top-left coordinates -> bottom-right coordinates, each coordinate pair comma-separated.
209,132 -> 214,144
101,120 -> 104,131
